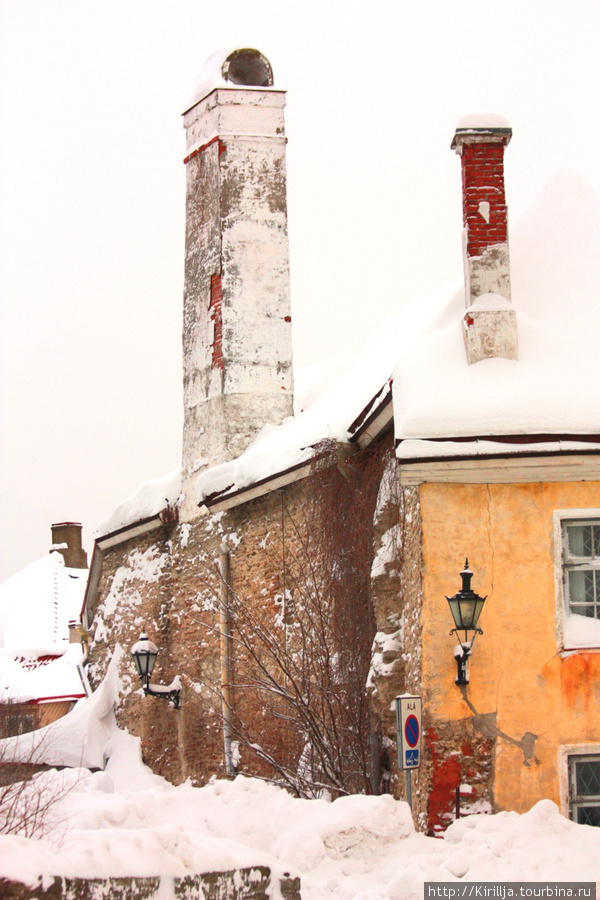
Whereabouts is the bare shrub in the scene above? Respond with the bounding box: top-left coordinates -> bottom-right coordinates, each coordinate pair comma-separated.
0,703 -> 78,838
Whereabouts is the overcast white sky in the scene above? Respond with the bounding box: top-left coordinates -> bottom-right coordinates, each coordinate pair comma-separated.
1,0 -> 599,583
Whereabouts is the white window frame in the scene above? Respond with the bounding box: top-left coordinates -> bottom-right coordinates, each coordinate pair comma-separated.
553,508 -> 600,650
569,753 -> 600,825
558,743 -> 600,819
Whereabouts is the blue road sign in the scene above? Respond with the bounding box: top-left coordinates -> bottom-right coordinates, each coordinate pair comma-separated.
405,714 -> 419,748
405,749 -> 419,767
395,695 -> 422,771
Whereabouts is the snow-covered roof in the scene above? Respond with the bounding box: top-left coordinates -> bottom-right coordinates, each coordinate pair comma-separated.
94,169 -> 600,529
94,469 -> 181,540
194,170 -> 599,504
0,644 -> 87,705
0,552 -> 87,656
0,551 -> 89,704
393,170 -> 600,451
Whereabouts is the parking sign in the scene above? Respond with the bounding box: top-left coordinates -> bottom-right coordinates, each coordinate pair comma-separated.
395,695 -> 422,770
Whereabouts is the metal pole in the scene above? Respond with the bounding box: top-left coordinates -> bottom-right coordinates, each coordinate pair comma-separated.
406,769 -> 412,811
219,544 -> 234,777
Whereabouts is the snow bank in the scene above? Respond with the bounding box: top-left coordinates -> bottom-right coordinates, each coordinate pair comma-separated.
1,764 -> 599,898
0,657 -> 598,897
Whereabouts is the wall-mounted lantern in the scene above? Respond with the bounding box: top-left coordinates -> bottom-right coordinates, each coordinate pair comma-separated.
445,560 -> 487,686
131,630 -> 181,708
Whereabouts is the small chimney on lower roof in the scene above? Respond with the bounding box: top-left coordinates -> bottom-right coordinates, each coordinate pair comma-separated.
452,115 -> 518,365
50,522 -> 88,569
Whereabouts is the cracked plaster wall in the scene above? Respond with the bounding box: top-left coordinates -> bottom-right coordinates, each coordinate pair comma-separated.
418,479 -> 600,822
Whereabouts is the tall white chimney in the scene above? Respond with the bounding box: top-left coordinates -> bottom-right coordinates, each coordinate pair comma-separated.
180,49 -> 294,518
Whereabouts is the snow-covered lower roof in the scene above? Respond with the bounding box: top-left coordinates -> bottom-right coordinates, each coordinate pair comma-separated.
0,552 -> 87,657
0,646 -> 124,769
0,644 -> 87,704
0,552 -> 89,703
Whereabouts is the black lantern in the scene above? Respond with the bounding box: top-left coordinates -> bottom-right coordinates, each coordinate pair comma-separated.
445,560 -> 487,686
131,630 -> 180,708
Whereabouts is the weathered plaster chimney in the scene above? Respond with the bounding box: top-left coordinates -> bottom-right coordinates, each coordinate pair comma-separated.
50,522 -> 88,569
180,48 -> 293,518
452,115 -> 518,365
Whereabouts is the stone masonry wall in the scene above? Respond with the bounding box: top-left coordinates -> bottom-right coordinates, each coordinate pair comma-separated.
88,441 -> 389,792
368,465 -> 425,819
0,868 -> 301,899
86,525 -> 186,783
88,475 -> 338,787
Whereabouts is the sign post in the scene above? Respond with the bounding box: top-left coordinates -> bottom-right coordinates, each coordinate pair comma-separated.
395,695 -> 422,812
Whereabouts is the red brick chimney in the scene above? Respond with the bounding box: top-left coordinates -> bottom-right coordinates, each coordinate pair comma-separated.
452,115 -> 518,364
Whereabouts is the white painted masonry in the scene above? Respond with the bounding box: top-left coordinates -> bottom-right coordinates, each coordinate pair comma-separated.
180,50 -> 294,520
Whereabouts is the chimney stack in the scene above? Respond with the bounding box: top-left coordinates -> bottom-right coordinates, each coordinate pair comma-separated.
180,48 -> 293,519
452,115 -> 518,365
50,522 -> 88,569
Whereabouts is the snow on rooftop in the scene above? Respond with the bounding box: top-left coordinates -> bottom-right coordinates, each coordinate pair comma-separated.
97,170 -> 600,526
94,468 -> 181,539
196,170 -> 600,503
0,645 -> 126,770
0,552 -> 87,656
195,283 -> 450,505
0,643 -> 87,704
393,170 -> 600,444
454,113 -> 511,131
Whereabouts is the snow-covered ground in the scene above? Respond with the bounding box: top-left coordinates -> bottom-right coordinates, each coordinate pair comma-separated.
2,760 -> 600,898
1,654 -> 599,898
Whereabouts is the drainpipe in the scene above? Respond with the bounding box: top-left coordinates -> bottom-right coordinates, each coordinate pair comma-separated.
219,543 -> 234,776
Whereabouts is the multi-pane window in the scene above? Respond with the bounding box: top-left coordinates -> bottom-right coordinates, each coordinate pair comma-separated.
563,520 -> 600,619
569,755 -> 600,826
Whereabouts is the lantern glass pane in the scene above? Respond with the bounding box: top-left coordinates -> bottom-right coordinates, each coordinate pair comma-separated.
472,597 -> 485,628
447,596 -> 462,629
133,649 -> 157,678
458,597 -> 476,628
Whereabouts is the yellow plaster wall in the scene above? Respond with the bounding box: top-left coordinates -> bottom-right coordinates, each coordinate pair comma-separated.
419,480 -> 600,814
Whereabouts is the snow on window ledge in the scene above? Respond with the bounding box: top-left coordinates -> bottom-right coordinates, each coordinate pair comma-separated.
563,613 -> 600,651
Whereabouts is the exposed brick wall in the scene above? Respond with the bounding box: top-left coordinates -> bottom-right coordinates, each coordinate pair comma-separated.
88,443 -> 388,792
423,724 -> 494,836
209,273 -> 224,370
460,141 -> 509,258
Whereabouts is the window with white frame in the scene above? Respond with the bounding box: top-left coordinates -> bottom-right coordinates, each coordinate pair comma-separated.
563,519 -> 600,619
569,754 -> 600,826
557,514 -> 600,648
